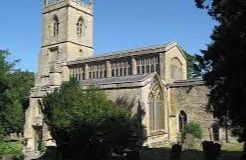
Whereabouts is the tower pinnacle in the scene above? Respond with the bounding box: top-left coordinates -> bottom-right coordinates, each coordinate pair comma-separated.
88,0 -> 94,10
44,0 -> 48,5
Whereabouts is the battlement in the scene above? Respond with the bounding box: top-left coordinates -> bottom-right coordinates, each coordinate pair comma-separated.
46,0 -> 84,6
44,0 -> 93,11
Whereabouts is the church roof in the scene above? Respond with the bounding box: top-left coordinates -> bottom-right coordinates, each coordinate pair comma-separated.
68,42 -> 179,65
79,73 -> 157,88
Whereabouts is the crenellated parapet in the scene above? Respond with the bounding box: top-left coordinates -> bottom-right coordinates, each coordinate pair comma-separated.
44,0 -> 93,11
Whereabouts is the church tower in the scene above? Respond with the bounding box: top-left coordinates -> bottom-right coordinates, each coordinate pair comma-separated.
24,0 -> 93,156
37,0 -> 94,87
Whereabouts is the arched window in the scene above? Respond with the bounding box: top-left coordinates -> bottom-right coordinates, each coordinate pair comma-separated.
170,57 -> 183,80
178,110 -> 187,132
77,17 -> 84,37
149,91 -> 164,131
53,16 -> 59,36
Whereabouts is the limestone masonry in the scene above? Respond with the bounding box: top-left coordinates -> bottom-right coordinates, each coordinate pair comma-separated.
23,0 -> 232,157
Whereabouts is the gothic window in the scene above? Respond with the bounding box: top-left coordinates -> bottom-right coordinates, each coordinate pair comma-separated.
170,57 -> 183,80
69,66 -> 85,81
112,69 -> 115,77
100,71 -> 103,78
93,71 -> 95,79
53,16 -> 59,36
137,66 -> 141,74
128,66 -> 132,75
77,17 -> 84,37
151,65 -> 154,73
88,63 -> 106,79
124,68 -> 127,76
136,56 -> 160,75
120,68 -> 123,76
116,69 -> 119,77
146,65 -> 150,73
149,91 -> 164,131
89,72 -> 92,79
142,66 -> 145,74
111,60 -> 132,77
178,110 -> 187,132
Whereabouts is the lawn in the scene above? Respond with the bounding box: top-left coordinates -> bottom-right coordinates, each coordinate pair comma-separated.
141,143 -> 243,160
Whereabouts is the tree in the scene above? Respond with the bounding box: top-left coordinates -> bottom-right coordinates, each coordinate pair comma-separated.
0,50 -> 14,138
182,50 -> 200,79
43,79 -> 145,160
194,0 -> 246,157
0,50 -> 13,104
0,50 -> 34,136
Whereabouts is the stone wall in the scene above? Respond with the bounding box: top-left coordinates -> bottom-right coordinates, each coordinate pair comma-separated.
170,80 -> 214,140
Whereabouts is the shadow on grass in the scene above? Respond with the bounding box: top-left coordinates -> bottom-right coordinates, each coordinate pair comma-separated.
38,146 -> 242,160
140,146 -> 243,160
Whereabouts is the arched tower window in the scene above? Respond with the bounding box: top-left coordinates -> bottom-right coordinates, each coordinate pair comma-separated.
149,90 -> 164,131
178,110 -> 187,132
77,17 -> 84,37
53,16 -> 59,36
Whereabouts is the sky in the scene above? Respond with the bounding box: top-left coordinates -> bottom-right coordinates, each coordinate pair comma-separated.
0,0 -> 215,73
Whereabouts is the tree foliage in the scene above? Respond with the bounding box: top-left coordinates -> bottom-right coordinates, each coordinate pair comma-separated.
194,0 -> 246,147
182,50 -> 200,79
0,50 -> 34,137
43,79 -> 146,160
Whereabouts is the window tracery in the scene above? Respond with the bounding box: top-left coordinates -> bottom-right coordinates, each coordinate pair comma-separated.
111,60 -> 132,77
70,66 -> 85,81
149,86 -> 164,132
136,56 -> 159,75
89,63 -> 106,79
170,57 -> 183,80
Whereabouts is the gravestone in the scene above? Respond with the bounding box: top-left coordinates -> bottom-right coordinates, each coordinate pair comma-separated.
169,144 -> 182,160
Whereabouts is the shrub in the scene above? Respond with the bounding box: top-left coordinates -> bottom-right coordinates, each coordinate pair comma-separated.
0,140 -> 23,159
43,79 -> 146,160
181,121 -> 203,140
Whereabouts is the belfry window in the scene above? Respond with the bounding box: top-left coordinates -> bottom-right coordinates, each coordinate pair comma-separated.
178,110 -> 187,132
53,16 -> 59,36
149,92 -> 164,131
77,17 -> 84,37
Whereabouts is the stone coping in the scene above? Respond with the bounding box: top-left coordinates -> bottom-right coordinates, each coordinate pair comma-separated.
169,78 -> 206,87
67,42 -> 178,65
80,73 -> 158,89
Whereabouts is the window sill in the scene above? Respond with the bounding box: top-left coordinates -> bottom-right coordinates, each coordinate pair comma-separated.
149,130 -> 167,137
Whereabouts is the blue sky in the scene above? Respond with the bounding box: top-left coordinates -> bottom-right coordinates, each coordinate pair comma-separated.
0,0 -> 215,73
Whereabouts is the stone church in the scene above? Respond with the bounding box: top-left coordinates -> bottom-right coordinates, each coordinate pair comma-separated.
24,0 -> 226,156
